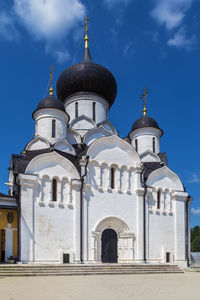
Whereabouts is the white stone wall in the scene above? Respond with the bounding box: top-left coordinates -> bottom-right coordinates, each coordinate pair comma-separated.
17,120 -> 189,268
64,93 -> 109,124
83,136 -> 144,263
19,152 -> 81,263
147,191 -> 188,267
146,169 -> 188,267
129,127 -> 162,155
33,108 -> 69,144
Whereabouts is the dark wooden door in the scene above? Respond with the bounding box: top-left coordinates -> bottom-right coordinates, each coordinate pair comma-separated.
0,230 -> 5,263
101,229 -> 118,263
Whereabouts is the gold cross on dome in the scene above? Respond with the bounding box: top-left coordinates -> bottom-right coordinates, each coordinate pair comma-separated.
49,64 -> 54,95
140,87 -> 148,116
84,16 -> 89,34
84,16 -> 89,48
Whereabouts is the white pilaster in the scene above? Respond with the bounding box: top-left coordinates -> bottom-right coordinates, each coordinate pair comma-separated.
5,225 -> 14,262
173,191 -> 188,266
18,173 -> 38,263
72,179 -> 82,263
135,188 -> 145,262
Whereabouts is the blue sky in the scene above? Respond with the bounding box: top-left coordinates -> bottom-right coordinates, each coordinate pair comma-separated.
0,0 -> 199,227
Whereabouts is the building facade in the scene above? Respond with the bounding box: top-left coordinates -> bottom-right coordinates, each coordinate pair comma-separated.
0,193 -> 18,263
0,28 -> 192,267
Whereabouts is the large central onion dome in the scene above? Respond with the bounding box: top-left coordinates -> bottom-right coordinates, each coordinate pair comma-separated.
56,47 -> 117,107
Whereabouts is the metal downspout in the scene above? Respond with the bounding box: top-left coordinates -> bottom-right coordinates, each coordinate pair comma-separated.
141,167 -> 147,263
80,156 -> 90,263
186,195 -> 192,267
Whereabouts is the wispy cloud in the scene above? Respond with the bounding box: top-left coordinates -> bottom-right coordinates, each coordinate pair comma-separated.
191,208 -> 200,215
104,0 -> 131,9
150,0 -> 196,50
0,11 -> 19,41
168,26 -> 197,50
187,172 -> 200,183
123,41 -> 135,56
150,0 -> 194,30
0,0 -> 86,62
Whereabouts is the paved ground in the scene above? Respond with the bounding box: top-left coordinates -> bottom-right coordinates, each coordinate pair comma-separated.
0,272 -> 199,300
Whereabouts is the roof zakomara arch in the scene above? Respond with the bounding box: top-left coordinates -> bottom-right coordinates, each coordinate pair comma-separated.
146,166 -> 184,191
86,135 -> 140,167
25,152 -> 80,180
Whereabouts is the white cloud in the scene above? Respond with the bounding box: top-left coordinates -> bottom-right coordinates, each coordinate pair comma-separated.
0,11 -> 19,41
123,41 -> 135,56
13,0 -> 85,40
104,0 -> 131,8
187,172 -> 200,183
150,0 -> 194,30
54,50 -> 70,63
191,208 -> 200,215
168,27 -> 196,50
0,0 -> 86,62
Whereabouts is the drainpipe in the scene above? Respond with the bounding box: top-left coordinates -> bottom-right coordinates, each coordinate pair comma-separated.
17,185 -> 21,262
12,173 -> 21,263
141,166 -> 147,263
186,195 -> 192,267
143,184 -> 147,263
79,155 -> 90,263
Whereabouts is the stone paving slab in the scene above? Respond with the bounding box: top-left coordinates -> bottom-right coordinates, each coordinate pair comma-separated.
0,272 -> 199,300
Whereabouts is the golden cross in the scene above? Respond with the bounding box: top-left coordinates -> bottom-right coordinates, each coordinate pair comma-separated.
84,16 -> 89,34
84,16 -> 89,48
140,87 -> 148,116
49,64 -> 54,95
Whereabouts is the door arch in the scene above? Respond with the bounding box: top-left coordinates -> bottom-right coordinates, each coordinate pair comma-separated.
101,229 -> 117,263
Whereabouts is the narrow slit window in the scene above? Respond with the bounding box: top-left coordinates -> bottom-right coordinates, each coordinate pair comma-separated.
75,102 -> 78,118
135,139 -> 138,152
106,109 -> 108,119
52,179 -> 57,202
111,167 -> 115,189
93,102 -> 96,122
157,190 -> 161,209
166,252 -> 170,263
52,120 -> 56,138
153,137 -> 155,153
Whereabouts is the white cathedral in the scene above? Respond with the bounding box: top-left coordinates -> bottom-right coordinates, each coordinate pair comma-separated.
0,24 -> 192,268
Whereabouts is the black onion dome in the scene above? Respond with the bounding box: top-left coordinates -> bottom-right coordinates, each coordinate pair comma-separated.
56,48 -> 117,107
33,94 -> 66,117
132,115 -> 163,135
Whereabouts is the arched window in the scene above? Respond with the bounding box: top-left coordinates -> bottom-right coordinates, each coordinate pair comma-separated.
75,102 -> 78,118
157,190 -> 161,209
111,167 -> 115,189
52,178 -> 57,202
153,137 -> 155,153
93,102 -> 96,122
135,139 -> 138,152
52,120 -> 56,138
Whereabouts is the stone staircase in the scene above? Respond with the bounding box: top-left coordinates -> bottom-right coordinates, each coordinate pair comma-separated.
0,264 -> 183,276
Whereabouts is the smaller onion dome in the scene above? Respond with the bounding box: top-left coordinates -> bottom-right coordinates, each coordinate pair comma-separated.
32,95 -> 66,118
33,66 -> 66,118
35,95 -> 65,113
131,115 -> 163,136
131,87 -> 163,135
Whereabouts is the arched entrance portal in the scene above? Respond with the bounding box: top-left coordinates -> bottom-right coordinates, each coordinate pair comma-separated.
92,217 -> 135,263
101,229 -> 117,263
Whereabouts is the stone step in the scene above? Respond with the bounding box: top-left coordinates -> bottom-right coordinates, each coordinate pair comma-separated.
0,268 -> 182,272
0,264 -> 183,276
0,264 -> 181,268
0,271 -> 183,276
0,268 -> 182,273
